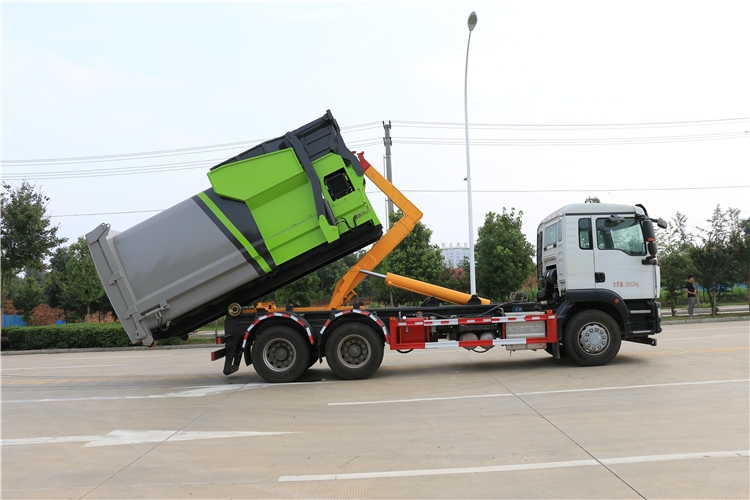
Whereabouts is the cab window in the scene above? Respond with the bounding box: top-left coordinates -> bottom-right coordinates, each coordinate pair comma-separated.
543,222 -> 558,247
595,217 -> 645,255
578,218 -> 592,249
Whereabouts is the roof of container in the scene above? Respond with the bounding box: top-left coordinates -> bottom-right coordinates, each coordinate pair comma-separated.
538,203 -> 645,227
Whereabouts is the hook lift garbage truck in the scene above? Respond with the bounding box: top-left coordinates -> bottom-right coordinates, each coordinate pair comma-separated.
87,111 -> 668,383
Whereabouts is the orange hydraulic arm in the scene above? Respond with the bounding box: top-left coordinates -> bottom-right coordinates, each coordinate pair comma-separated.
327,153 -> 424,309
360,270 -> 490,306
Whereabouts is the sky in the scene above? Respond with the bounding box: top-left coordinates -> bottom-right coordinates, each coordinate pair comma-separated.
2,1 -> 749,255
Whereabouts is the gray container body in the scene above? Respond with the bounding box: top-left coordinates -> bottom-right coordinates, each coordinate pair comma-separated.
87,198 -> 262,346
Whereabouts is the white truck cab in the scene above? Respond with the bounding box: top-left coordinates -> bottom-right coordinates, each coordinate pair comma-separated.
536,203 -> 666,365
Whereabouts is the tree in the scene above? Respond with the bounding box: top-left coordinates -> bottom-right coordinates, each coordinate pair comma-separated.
46,246 -> 74,320
1,181 -> 66,315
690,205 -> 737,316
65,238 -> 107,322
274,273 -> 321,307
727,209 -> 750,310
374,211 -> 445,306
13,277 -> 42,325
659,213 -> 694,316
316,253 -> 359,298
584,196 -> 601,203
475,208 -> 536,302
439,256 -> 470,294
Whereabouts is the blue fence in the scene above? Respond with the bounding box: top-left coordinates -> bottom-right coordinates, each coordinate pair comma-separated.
2,315 -> 26,328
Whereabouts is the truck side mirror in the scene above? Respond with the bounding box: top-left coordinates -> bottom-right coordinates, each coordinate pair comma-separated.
642,220 -> 658,257
656,218 -> 668,229
642,219 -> 655,240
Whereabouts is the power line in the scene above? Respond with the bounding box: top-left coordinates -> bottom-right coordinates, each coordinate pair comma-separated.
393,131 -> 747,147
48,185 -> 749,218
4,131 -> 746,181
1,123 -> 382,167
392,117 -> 749,131
0,138 -> 384,180
370,185 -> 750,194
3,128 -> 746,181
4,117 -> 746,166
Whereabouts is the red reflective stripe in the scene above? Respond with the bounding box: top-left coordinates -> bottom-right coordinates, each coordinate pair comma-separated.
458,339 -> 494,348
396,342 -> 425,350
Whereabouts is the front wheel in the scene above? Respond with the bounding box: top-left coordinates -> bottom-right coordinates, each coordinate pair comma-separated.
251,326 -> 310,383
325,322 -> 384,380
563,310 -> 621,366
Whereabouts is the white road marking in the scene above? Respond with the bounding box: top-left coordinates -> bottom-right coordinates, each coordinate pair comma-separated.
0,364 -> 128,371
278,450 -> 749,482
659,333 -> 749,341
1,430 -> 296,448
2,380 -> 330,404
330,393 -> 515,405
328,379 -> 750,406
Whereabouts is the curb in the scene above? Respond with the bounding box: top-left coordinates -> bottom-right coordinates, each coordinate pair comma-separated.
661,316 -> 749,325
1,342 -> 216,356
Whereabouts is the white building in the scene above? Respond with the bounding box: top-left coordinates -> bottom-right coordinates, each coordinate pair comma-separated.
441,242 -> 470,268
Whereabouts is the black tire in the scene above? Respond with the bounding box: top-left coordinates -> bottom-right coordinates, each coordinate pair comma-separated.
325,322 -> 384,380
306,351 -> 319,370
563,310 -> 621,366
251,326 -> 310,383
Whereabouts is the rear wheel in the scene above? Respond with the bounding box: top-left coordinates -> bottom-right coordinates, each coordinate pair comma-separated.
325,322 -> 384,380
563,310 -> 621,366
251,326 -> 309,383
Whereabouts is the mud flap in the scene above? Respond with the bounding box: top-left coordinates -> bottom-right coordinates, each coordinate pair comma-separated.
222,332 -> 243,375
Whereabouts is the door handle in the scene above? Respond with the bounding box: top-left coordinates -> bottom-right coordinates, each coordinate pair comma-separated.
594,272 -> 606,283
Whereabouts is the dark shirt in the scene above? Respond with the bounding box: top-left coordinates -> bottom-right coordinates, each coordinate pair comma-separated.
686,282 -> 696,297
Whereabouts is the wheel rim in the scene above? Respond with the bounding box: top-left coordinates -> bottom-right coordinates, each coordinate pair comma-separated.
577,322 -> 610,354
337,334 -> 371,368
262,338 -> 296,372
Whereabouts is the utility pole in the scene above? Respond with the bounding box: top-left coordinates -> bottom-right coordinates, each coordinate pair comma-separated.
383,121 -> 394,229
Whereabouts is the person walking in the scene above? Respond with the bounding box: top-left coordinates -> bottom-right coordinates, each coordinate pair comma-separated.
686,275 -> 697,318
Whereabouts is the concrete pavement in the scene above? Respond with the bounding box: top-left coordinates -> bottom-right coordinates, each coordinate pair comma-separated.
2,320 -> 748,499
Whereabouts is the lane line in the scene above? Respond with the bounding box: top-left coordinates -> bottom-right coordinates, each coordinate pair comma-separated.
624,346 -> 749,356
1,364 -> 128,371
328,379 -> 750,406
2,380 -> 330,404
330,393 -> 515,405
1,430 -> 297,447
601,450 -> 748,465
278,450 -> 749,482
656,333 -> 748,341
661,326 -> 748,333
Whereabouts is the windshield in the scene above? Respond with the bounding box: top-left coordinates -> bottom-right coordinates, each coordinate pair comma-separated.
595,217 -> 646,256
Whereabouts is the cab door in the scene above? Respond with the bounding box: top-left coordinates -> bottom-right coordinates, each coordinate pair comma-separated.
593,215 -> 657,300
564,216 -> 596,291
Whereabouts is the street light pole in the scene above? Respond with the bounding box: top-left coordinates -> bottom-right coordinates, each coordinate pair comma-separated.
464,11 -> 478,296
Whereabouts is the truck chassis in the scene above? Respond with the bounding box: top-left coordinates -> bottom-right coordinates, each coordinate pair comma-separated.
210,300 -> 630,383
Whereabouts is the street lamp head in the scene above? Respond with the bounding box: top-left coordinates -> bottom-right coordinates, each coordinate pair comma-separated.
467,11 -> 478,31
